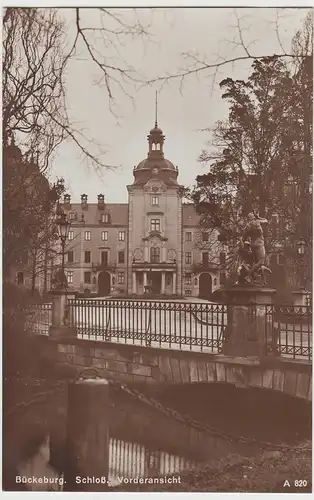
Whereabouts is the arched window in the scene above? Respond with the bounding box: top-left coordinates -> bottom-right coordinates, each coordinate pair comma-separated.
150,247 -> 160,263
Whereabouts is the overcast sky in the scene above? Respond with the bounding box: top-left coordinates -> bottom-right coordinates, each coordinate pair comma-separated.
47,7 -> 310,203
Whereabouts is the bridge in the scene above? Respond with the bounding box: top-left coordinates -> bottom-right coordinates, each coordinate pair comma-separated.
30,295 -> 312,402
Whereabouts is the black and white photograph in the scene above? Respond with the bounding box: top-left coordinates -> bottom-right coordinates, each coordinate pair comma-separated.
2,2 -> 312,494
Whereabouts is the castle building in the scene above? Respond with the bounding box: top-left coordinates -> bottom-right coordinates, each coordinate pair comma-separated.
62,117 -> 224,298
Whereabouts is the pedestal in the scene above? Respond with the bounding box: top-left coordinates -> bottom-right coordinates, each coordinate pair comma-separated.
220,285 -> 276,357
64,378 -> 109,491
48,288 -> 76,339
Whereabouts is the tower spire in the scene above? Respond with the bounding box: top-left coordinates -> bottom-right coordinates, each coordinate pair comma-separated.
155,90 -> 158,128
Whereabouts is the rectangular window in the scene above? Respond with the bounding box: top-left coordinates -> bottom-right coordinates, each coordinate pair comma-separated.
202,232 -> 209,242
118,231 -> 125,241
185,252 -> 192,265
84,251 -> 91,263
66,271 -> 73,283
68,230 -> 74,241
185,273 -> 192,285
67,251 -> 74,263
84,231 -> 91,241
219,252 -> 226,265
118,272 -> 125,284
185,232 -> 192,242
150,219 -> 160,232
101,213 -> 110,223
101,231 -> 108,241
84,271 -> 91,284
68,212 -> 76,221
202,252 -> 209,266
101,251 -> 108,267
118,251 -> 125,264
152,196 -> 159,206
150,247 -> 160,263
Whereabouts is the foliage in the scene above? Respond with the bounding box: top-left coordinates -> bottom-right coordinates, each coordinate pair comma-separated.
187,16 -> 312,286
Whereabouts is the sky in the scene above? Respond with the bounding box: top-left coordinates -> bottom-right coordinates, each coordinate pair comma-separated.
46,6 -> 310,203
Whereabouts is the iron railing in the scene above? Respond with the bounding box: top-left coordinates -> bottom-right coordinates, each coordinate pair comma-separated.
66,299 -> 228,353
66,299 -> 312,360
25,303 -> 52,336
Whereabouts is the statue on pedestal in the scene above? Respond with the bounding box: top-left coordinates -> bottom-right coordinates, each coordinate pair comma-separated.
236,213 -> 272,285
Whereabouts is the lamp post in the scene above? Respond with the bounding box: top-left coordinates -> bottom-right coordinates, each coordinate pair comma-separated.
296,238 -> 306,290
56,211 -> 71,289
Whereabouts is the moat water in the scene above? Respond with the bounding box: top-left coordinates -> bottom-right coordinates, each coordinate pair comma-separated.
3,380 -> 311,491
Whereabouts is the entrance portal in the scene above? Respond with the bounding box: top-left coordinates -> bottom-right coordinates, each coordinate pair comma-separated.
199,273 -> 212,300
149,272 -> 162,295
98,271 -> 111,296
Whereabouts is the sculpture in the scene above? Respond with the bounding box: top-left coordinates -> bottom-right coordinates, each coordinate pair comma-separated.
236,213 -> 272,285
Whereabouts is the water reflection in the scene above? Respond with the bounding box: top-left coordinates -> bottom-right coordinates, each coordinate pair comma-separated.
4,383 -> 311,492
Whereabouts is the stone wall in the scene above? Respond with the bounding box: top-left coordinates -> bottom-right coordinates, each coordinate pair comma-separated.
37,337 -> 312,402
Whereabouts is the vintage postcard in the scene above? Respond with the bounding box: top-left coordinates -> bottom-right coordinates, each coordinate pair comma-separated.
2,2 -> 312,495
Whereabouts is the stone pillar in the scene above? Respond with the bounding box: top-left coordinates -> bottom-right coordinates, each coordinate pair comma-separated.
162,246 -> 167,262
161,272 -> 166,294
132,271 -> 136,294
49,289 -> 76,339
220,285 -> 276,357
172,273 -> 177,295
144,244 -> 149,262
64,378 -> 109,491
143,271 -> 148,288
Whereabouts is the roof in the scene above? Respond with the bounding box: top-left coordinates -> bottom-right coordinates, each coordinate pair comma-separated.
136,157 -> 175,170
182,203 -> 201,226
63,203 -> 128,226
63,202 -> 201,227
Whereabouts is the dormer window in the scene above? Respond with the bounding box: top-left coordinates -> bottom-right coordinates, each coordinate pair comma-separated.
81,194 -> 88,208
101,213 -> 110,224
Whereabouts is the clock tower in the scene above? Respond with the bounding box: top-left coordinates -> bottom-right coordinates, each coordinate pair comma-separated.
127,97 -> 183,296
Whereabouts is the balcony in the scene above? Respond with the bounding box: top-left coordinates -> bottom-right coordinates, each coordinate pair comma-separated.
132,259 -> 177,270
192,262 -> 220,273
92,261 -> 116,273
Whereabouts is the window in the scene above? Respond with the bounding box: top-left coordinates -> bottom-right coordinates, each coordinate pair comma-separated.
68,230 -> 74,241
194,277 -> 198,286
84,271 -> 91,284
118,272 -> 125,284
101,213 -> 110,223
185,273 -> 192,285
150,247 -> 160,263
185,232 -> 192,242
67,251 -> 74,263
101,231 -> 108,241
118,231 -> 125,241
202,232 -> 209,242
84,251 -> 91,263
185,289 -> 192,296
152,196 -> 159,206
219,252 -> 226,265
185,252 -> 192,265
66,271 -> 73,283
84,231 -> 91,241
68,212 -> 76,221
202,252 -> 209,266
118,251 -> 125,264
17,272 -> 24,285
101,251 -> 108,266
150,219 -> 160,232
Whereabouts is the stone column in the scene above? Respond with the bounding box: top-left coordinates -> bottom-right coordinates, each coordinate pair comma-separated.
143,271 -> 148,288
172,273 -> 177,295
64,378 -> 109,491
132,271 -> 136,294
161,272 -> 166,294
220,285 -> 276,357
